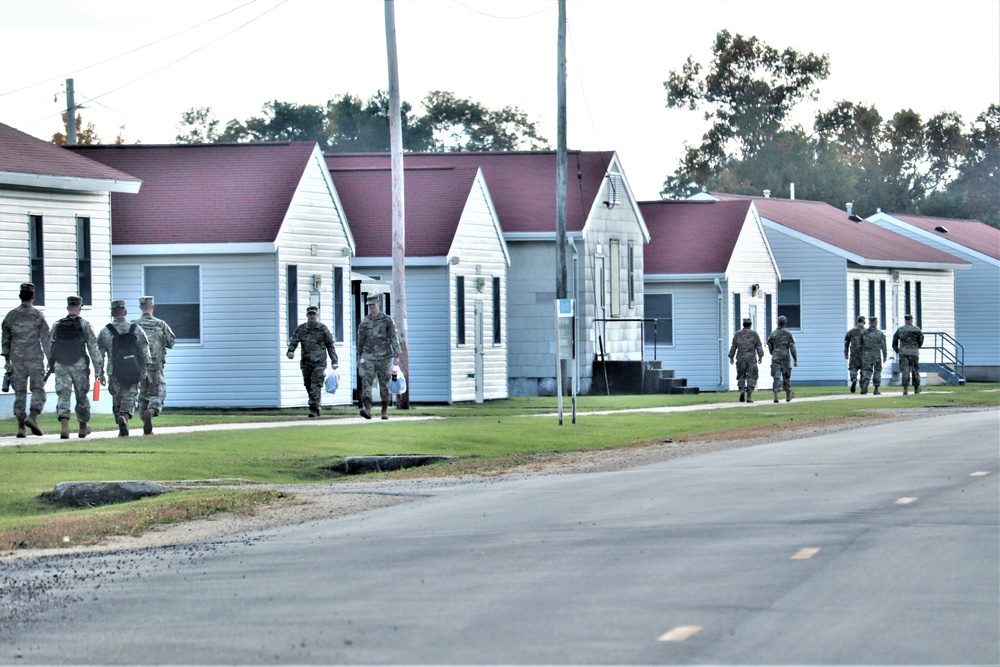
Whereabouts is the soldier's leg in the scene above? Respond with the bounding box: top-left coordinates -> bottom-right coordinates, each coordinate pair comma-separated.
912,356 -> 921,392
10,362 -> 29,421
375,359 -> 392,419
783,360 -> 794,401
307,365 -> 325,416
735,358 -> 746,400
146,368 -> 167,415
770,360 -> 781,402
23,362 -> 46,436
109,379 -> 129,436
359,362 -> 374,419
54,366 -> 74,422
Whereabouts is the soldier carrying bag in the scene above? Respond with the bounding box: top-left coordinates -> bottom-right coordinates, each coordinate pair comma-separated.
52,318 -> 87,366
105,323 -> 144,386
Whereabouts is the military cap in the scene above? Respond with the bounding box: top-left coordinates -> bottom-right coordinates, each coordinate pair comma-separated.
869,315 -> 878,322
306,305 -> 319,314
67,295 -> 83,307
111,299 -> 126,311
139,295 -> 155,307
904,314 -> 913,321
857,315 -> 866,323
777,315 -> 787,324
366,294 -> 380,305
742,317 -> 752,326
19,282 -> 34,293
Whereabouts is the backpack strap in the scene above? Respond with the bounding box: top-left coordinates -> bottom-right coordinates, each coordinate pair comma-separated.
105,323 -> 118,337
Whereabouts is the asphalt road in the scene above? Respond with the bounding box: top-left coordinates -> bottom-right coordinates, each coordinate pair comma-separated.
2,409 -> 997,665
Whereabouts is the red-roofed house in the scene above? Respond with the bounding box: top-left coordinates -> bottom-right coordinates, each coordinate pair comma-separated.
640,199 -> 780,391
328,164 -> 509,403
70,141 -> 355,410
1,122 -> 141,419
867,211 -> 999,381
327,151 -> 649,396
707,193 -> 970,386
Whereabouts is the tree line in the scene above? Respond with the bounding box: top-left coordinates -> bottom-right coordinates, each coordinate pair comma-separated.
663,30 -> 999,227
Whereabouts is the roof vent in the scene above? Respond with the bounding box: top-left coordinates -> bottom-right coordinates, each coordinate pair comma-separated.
763,189 -> 771,198
846,202 -> 854,215
935,225 -> 949,234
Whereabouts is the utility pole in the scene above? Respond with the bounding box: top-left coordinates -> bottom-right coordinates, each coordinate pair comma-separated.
384,0 -> 410,408
66,78 -> 77,145
555,0 -> 567,300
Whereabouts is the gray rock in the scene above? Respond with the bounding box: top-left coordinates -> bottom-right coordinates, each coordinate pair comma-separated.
43,481 -> 176,507
341,455 -> 453,475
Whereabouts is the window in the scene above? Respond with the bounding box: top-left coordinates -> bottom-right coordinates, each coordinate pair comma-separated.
868,280 -> 876,321
777,279 -> 801,329
915,281 -> 923,328
609,239 -> 621,317
733,292 -> 741,332
905,281 -> 912,315
286,265 -> 298,341
29,215 -> 44,306
332,266 -> 344,341
76,217 -> 92,305
644,293 -> 673,346
765,293 -> 773,336
879,280 -> 886,327
456,276 -> 465,345
606,173 -> 622,208
627,241 -> 636,308
492,276 -> 501,344
853,279 -> 861,322
144,266 -> 200,341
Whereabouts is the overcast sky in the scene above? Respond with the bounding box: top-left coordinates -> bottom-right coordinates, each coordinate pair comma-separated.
2,0 -> 998,200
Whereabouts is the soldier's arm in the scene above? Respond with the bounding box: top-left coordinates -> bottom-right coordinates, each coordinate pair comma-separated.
40,317 -> 52,362
388,320 -> 402,359
84,325 -> 104,376
163,322 -> 176,350
325,328 -> 338,367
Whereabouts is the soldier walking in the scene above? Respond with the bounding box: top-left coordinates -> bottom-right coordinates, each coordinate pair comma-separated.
98,300 -> 151,436
766,315 -> 798,403
356,294 -> 401,420
892,314 -> 924,395
859,315 -> 887,395
844,315 -> 866,393
1,283 -> 50,437
133,296 -> 176,434
49,295 -> 104,439
286,304 -> 338,418
729,317 -> 764,403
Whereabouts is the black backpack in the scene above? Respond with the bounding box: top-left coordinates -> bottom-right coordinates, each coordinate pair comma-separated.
105,323 -> 144,385
52,317 -> 87,365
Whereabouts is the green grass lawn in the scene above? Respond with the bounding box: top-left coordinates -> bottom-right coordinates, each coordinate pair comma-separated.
2,384 -> 996,550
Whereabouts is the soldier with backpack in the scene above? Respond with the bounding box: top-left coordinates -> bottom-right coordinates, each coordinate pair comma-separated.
133,296 -> 175,434
97,300 -> 151,437
48,295 -> 104,439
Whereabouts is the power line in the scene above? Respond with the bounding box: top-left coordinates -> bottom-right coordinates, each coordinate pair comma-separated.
0,0 -> 261,99
452,0 -> 556,20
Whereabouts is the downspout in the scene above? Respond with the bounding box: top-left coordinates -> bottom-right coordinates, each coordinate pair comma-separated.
569,236 -> 580,394
715,277 -> 725,388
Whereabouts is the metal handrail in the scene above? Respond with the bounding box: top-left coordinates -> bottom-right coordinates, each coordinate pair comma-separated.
922,331 -> 965,385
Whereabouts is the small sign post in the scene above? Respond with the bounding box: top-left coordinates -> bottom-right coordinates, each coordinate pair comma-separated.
555,299 -> 576,425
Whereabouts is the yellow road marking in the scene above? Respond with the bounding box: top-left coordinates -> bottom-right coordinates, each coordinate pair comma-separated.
658,625 -> 703,642
971,471 -> 991,477
895,497 -> 918,504
791,547 -> 820,559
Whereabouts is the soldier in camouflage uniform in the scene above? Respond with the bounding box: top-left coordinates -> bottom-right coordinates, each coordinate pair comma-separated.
49,295 -> 104,439
728,317 -> 764,403
844,315 -> 866,393
133,296 -> 176,434
766,314 -> 798,403
892,314 -> 924,395
1,283 -> 50,437
97,300 -> 152,436
356,294 -> 401,420
859,315 -> 887,395
286,304 -> 338,418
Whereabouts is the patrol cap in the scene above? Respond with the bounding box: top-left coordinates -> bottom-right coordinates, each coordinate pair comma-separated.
869,315 -> 878,322
19,283 -> 34,293
366,294 -> 380,305
111,299 -> 126,311
306,305 -> 319,314
742,317 -> 752,326
777,315 -> 787,325
857,315 -> 866,323
904,314 -> 913,321
139,296 -> 155,307
67,295 -> 83,307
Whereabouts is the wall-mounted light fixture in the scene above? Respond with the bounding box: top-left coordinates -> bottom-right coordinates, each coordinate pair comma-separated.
751,284 -> 759,297
477,277 -> 486,293
450,256 -> 460,265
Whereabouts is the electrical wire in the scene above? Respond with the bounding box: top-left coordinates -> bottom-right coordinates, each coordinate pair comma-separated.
452,0 -> 556,20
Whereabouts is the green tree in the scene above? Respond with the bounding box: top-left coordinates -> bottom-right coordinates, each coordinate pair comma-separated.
176,107 -> 221,143
422,91 -> 549,151
52,113 -> 125,145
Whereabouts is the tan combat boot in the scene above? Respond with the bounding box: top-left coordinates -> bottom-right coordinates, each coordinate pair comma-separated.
60,418 -> 70,440
903,386 -> 909,395
746,389 -> 754,404
381,402 -> 389,420
786,390 -> 794,402
773,390 -> 780,403
914,384 -> 921,394
16,418 -> 26,438
873,386 -> 881,395
360,398 -> 372,420
142,409 -> 154,435
25,410 -> 43,436
117,414 -> 129,437
78,422 -> 92,438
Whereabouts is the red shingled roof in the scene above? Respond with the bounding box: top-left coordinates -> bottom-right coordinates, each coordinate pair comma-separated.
713,194 -> 968,266
328,166 -> 480,257
885,213 -> 1000,261
325,150 -> 616,233
68,142 -> 317,244
640,200 -> 753,274
0,122 -> 140,184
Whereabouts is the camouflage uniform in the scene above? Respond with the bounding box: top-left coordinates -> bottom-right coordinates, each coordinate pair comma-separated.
844,319 -> 866,391
357,299 -> 401,418
97,306 -> 152,433
728,322 -> 764,400
766,323 -> 797,401
287,311 -> 338,417
133,305 -> 176,418
2,284 -> 50,434
49,309 -> 103,429
860,322 -> 887,394
892,317 -> 924,393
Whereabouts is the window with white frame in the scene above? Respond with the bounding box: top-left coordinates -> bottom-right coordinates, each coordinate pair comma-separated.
609,239 -> 621,317
644,293 -> 673,346
777,279 -> 801,329
145,265 -> 201,341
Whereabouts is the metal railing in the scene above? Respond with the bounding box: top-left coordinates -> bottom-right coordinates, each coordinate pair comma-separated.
922,331 -> 965,386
